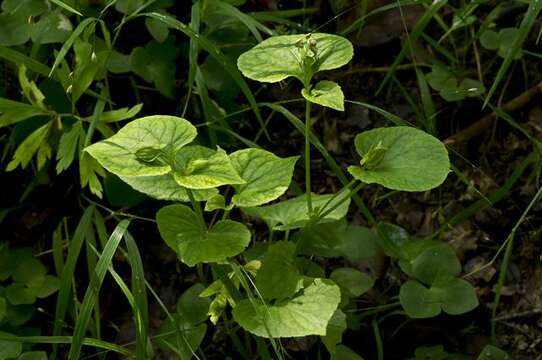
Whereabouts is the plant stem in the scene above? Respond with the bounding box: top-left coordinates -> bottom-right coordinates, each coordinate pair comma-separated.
304,98 -> 313,216
372,317 -> 384,360
187,189 -> 206,230
318,182 -> 365,220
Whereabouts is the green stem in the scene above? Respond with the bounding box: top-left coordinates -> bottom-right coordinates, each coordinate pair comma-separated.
318,179 -> 356,216
304,98 -> 313,216
372,317 -> 384,360
318,182 -> 365,220
187,189 -> 206,230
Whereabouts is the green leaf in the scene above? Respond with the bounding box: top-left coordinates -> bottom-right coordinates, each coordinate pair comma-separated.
399,280 -> 440,319
5,284 -> 35,305
0,331 -> 22,360
322,309 -> 346,354
477,345 -> 510,360
237,33 -> 353,84
400,278 -> 478,319
244,191 -> 351,231
0,247 -> 33,281
30,11 -> 72,44
399,242 -> 461,285
79,153 -> 105,198
0,13 -> 31,46
120,174 -> 217,202
176,284 -> 211,324
480,29 -> 499,50
26,275 -> 60,298
0,297 -> 6,322
296,220 -> 379,261
6,123 -> 50,171
256,241 -> 301,301
348,126 -> 450,192
330,268 -> 374,297
375,222 -> 410,258
230,148 -> 298,207
145,17 -> 170,43
301,80 -> 345,111
17,351 -> 48,360
157,315 -> 206,358
411,345 -> 448,360
13,258 -> 46,284
331,345 -> 365,360
204,194 -> 230,212
85,115 -> 197,177
173,146 -> 245,189
106,50 -> 132,74
0,98 -> 49,128
156,204 -> 251,266
233,278 -> 341,338
56,121 -> 82,174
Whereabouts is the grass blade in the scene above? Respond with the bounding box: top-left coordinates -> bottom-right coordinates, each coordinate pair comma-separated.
144,12 -> 270,140
0,334 -> 134,358
0,46 -> 50,76
53,206 -> 95,356
376,0 -> 447,94
68,220 -> 131,360
484,1 -> 542,106
50,0 -> 83,16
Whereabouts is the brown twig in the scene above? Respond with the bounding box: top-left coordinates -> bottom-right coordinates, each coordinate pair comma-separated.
445,81 -> 542,145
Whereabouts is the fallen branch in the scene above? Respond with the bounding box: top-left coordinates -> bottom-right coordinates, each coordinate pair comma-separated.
445,81 -> 542,145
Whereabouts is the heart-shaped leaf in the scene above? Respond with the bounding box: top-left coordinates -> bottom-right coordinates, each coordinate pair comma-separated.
301,80 -> 345,111
330,268 -> 374,297
233,278 -> 340,338
230,148 -> 298,207
348,126 -> 450,191
255,241 -> 301,301
400,278 -> 478,319
173,146 -> 245,189
176,284 -> 211,325
243,191 -> 351,231
237,33 -> 353,85
85,115 -> 197,177
119,173 -> 218,202
156,204 -> 251,266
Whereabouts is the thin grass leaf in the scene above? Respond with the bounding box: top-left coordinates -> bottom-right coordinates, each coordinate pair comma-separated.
485,1 -> 542,106
53,206 -> 95,357
263,103 -> 376,225
124,232 -> 150,360
0,334 -> 134,358
182,1 -> 201,117
344,100 -> 409,126
415,67 -> 437,135
52,221 -> 65,275
376,0 -> 447,95
49,18 -> 98,76
50,0 -> 84,16
144,12 -> 270,140
84,225 -> 101,340
210,0 -> 275,41
0,46 -> 50,76
68,220 -> 131,360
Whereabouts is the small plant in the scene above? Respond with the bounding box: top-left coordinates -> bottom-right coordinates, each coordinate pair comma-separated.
82,32 -> 467,357
426,65 -> 485,102
410,344 -> 510,360
480,28 -> 522,60
0,243 -> 59,360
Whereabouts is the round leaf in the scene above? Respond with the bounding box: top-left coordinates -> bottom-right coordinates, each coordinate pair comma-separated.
301,80 -> 345,111
120,174 -> 217,202
85,115 -> 197,177
156,204 -> 251,266
176,284 -> 211,324
255,242 -> 301,301
26,275 -> 60,298
0,331 -> 22,360
330,268 -> 374,297
13,258 -> 46,285
348,126 -> 450,191
244,191 -> 351,231
230,148 -> 298,207
157,315 -> 206,357
5,284 -> 35,305
233,278 -> 341,338
399,280 -> 441,319
237,33 -> 353,84
173,146 -> 245,189
433,277 -> 479,315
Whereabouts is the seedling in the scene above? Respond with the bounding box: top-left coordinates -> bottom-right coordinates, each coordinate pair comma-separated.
426,65 -> 485,102
480,28 -> 522,60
